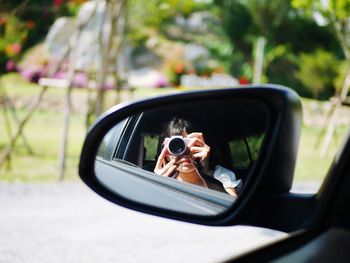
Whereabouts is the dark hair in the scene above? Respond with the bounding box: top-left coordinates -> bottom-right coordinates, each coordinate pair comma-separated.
161,118 -> 194,139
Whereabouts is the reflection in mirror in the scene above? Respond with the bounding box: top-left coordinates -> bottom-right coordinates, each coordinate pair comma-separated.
95,99 -> 269,216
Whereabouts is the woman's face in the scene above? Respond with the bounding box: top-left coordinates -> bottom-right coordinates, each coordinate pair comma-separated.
165,131 -> 197,173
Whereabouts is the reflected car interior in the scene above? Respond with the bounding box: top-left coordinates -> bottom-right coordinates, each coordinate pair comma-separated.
121,99 -> 267,183
95,98 -> 269,215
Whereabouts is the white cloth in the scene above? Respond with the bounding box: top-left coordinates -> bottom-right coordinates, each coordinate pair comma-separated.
213,165 -> 242,190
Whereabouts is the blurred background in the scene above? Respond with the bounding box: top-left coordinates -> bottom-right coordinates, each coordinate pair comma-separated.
0,0 -> 350,190
1,1 -> 350,262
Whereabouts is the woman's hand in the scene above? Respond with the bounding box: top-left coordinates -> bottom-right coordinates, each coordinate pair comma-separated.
154,146 -> 178,177
224,187 -> 238,197
187,132 -> 210,170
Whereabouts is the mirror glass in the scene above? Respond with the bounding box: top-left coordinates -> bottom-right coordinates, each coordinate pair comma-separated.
95,98 -> 269,216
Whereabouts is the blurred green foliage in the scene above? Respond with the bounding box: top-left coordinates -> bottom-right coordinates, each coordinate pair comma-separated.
292,0 -> 350,20
127,0 -> 210,45
295,49 -> 341,100
215,0 -> 342,94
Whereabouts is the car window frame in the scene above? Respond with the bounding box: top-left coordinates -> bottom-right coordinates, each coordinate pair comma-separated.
95,157 -> 236,214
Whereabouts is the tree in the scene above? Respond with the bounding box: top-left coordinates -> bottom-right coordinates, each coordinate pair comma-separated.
296,49 -> 340,99
292,0 -> 350,92
215,0 -> 341,91
215,0 -> 293,83
292,0 -> 350,155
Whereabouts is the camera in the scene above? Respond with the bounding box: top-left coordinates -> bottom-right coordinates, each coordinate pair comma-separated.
164,136 -> 190,156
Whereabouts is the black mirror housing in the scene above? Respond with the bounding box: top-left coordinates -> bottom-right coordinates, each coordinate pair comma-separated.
79,85 -> 302,227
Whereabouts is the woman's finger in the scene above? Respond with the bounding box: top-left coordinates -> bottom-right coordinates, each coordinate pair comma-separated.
190,145 -> 210,154
188,137 -> 205,147
163,159 -> 176,169
155,146 -> 168,169
191,145 -> 210,161
190,146 -> 209,153
155,159 -> 176,175
193,152 -> 207,160
163,165 -> 178,177
188,132 -> 204,141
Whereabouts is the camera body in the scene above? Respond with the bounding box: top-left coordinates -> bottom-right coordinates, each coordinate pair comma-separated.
164,136 -> 190,156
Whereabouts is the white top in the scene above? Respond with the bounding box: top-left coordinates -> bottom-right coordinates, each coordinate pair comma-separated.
213,165 -> 242,190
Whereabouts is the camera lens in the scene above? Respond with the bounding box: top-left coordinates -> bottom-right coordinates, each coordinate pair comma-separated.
168,137 -> 186,156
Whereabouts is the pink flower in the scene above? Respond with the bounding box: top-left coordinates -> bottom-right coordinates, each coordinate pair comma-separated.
156,74 -> 169,87
6,60 -> 17,72
73,72 -> 88,88
20,67 -> 43,83
11,43 -> 21,54
5,43 -> 22,57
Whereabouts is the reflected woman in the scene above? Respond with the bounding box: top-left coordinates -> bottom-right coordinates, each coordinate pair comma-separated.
154,118 -> 241,197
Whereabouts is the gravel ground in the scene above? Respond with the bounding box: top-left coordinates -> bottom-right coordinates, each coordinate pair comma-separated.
0,181 -> 293,263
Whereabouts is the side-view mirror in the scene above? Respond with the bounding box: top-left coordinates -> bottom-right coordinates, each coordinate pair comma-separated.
79,85 -> 302,228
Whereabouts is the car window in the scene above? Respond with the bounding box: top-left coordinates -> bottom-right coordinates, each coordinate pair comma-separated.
143,133 -> 159,161
228,134 -> 264,169
229,139 -> 250,168
97,118 -> 128,160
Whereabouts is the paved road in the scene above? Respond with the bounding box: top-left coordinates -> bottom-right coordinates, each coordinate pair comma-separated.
0,182 -> 293,263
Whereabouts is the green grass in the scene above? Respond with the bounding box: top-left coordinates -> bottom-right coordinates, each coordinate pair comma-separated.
294,124 -> 348,182
0,109 -> 85,181
0,73 -> 349,183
